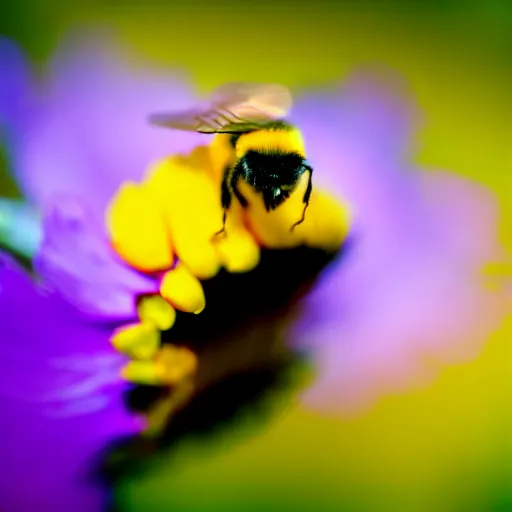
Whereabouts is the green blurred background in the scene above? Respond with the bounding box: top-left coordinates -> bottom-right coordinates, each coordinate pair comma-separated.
1,1 -> 511,511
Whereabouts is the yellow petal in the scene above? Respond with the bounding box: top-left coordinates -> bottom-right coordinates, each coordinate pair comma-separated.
137,294 -> 177,330
159,263 -> 206,314
106,181 -> 173,272
111,322 -> 160,360
145,156 -> 225,279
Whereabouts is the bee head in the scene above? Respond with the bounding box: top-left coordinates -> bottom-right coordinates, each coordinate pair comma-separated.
237,150 -> 312,211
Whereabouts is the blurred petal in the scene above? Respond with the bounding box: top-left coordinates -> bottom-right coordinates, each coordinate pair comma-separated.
33,195 -> 158,322
292,71 -> 418,178
0,252 -> 140,511
7,31 -> 205,224
0,198 -> 42,259
291,168 -> 512,413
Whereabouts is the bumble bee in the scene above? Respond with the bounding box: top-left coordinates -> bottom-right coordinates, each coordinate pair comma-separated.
149,82 -> 313,237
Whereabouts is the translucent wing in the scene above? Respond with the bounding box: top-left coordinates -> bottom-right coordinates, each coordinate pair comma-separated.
148,82 -> 293,133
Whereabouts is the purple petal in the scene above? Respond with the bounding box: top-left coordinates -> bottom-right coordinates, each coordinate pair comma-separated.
290,168 -> 511,413
292,70 -> 419,177
288,74 -> 511,412
33,194 -> 158,323
0,253 -> 140,512
8,30 -> 205,224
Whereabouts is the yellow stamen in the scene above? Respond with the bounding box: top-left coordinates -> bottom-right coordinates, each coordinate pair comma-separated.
137,294 -> 177,330
120,359 -> 168,385
111,322 -> 160,361
120,345 -> 197,386
158,345 -> 198,383
106,182 -> 173,272
160,263 -> 206,314
144,155 -> 223,279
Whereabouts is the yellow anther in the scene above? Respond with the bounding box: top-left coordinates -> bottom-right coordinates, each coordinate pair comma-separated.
145,156 -> 222,279
158,345 -> 198,384
137,294 -> 177,331
120,345 -> 197,386
111,322 -> 160,361
120,360 -> 168,385
160,263 -> 206,314
106,181 -> 173,272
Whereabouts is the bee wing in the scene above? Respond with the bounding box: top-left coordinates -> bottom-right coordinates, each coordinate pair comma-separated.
148,82 -> 293,133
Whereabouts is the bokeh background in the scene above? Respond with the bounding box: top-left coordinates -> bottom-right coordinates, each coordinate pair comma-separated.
1,1 -> 511,511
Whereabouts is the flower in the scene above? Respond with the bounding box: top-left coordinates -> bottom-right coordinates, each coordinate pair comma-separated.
0,30 -> 511,510
0,253 -> 142,512
281,78 -> 512,413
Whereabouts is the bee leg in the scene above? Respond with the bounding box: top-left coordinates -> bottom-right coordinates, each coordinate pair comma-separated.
213,174 -> 232,240
290,203 -> 309,231
290,170 -> 313,232
213,210 -> 228,238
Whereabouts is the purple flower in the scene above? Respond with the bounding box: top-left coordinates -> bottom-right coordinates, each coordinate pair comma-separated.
0,31 -> 510,511
287,77 -> 512,413
0,253 -> 142,512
